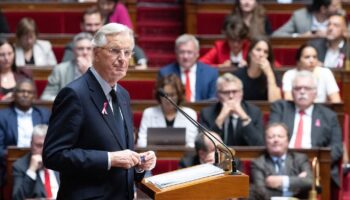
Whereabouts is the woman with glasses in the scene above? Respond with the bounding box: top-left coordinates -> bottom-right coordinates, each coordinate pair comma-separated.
137,74 -> 198,148
14,17 -> 57,67
0,39 -> 32,100
233,36 -> 281,102
282,44 -> 341,103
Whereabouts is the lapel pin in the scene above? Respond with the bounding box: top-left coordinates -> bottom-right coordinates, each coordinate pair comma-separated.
101,102 -> 108,115
315,119 -> 321,127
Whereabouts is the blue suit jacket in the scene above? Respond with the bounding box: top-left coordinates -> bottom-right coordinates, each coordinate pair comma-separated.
158,62 -> 218,101
0,105 -> 50,186
43,69 -> 143,200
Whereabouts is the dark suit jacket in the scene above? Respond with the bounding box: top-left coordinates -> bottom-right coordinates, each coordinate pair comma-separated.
0,105 -> 50,186
251,151 -> 312,199
199,101 -> 264,146
158,62 -> 218,101
308,38 -> 347,65
43,69 -> 144,200
269,100 -> 343,186
178,154 -> 200,168
12,153 -> 59,200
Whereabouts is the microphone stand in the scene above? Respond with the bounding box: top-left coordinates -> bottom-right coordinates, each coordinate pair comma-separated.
158,89 -> 238,175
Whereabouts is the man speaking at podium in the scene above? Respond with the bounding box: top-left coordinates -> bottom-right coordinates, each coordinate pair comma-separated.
43,23 -> 156,199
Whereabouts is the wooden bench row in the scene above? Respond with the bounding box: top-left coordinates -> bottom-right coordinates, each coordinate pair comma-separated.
3,1 -> 350,34
17,66 -> 350,114
5,146 -> 332,200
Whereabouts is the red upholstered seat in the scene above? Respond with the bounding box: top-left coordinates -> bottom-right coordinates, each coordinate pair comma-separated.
4,12 -> 82,34
273,48 -> 298,66
118,80 -> 155,100
133,111 -> 143,130
34,79 -> 48,98
151,159 -> 179,175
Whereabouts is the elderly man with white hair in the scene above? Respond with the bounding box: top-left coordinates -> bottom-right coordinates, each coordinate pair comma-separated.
43,23 -> 156,200
269,70 -> 343,191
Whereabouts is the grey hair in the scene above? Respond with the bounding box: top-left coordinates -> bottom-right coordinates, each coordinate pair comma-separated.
73,32 -> 93,48
175,34 -> 199,51
32,124 -> 48,137
91,23 -> 134,49
292,70 -> 318,89
216,73 -> 243,90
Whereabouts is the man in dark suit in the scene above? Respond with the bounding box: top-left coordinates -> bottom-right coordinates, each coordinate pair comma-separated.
200,73 -> 264,146
43,23 -> 156,200
0,79 -> 50,187
158,34 -> 218,102
12,124 -> 59,200
251,122 -> 312,199
308,14 -> 348,68
269,70 -> 343,188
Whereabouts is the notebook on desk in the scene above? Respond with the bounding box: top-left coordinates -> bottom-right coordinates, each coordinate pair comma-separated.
147,127 -> 186,146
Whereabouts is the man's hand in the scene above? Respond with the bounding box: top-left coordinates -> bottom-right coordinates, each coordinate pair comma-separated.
137,151 -> 157,171
76,56 -> 91,74
110,150 -> 140,169
265,175 -> 283,189
28,154 -> 43,172
298,171 -> 307,178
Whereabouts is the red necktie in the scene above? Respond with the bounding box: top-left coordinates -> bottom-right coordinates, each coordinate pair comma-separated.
44,168 -> 53,198
185,70 -> 192,102
294,110 -> 304,148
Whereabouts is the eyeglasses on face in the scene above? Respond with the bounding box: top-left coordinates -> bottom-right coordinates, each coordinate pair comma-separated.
101,47 -> 133,59
218,89 -> 241,95
292,86 -> 315,92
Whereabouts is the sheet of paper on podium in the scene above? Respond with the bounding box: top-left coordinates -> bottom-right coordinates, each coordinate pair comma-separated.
145,163 -> 225,189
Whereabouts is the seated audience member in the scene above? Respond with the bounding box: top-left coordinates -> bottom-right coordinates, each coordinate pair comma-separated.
158,34 -> 218,102
179,131 -> 222,168
269,71 -> 343,189
62,7 -> 147,69
251,122 -> 312,199
199,14 -> 250,68
97,0 -> 133,28
282,44 -> 341,103
308,14 -> 348,68
273,0 -> 343,37
0,39 -> 32,100
12,124 -> 59,200
14,17 -> 57,66
0,79 -> 50,188
62,6 -> 103,62
231,0 -> 272,37
233,36 -> 281,102
200,73 -> 264,146
137,74 -> 198,148
0,10 -> 9,34
41,32 -> 93,101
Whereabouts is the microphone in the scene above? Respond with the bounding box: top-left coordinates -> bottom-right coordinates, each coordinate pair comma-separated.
157,89 -> 238,174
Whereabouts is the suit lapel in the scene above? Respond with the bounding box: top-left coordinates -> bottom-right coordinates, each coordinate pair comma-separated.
310,106 -> 320,147
195,63 -> 202,101
9,108 -> 19,143
85,70 -> 126,149
287,103 -> 296,139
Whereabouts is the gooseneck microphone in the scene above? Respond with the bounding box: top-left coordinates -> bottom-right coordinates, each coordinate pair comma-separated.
157,89 -> 238,174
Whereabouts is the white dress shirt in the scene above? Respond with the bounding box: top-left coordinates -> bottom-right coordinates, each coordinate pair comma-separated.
15,108 -> 34,148
289,106 -> 313,148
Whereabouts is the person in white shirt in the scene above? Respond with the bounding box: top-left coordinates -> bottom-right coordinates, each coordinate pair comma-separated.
282,44 -> 341,103
137,74 -> 198,148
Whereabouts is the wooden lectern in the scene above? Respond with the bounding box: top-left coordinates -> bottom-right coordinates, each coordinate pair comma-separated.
139,168 -> 249,199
